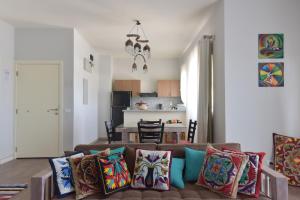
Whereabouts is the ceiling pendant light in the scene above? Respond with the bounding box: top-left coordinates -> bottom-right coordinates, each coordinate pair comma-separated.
132,62 -> 137,71
125,39 -> 134,55
125,20 -> 151,72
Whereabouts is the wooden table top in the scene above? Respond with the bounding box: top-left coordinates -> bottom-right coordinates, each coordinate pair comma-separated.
115,123 -> 187,132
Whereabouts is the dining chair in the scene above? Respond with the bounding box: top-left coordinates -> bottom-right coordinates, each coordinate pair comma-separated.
179,119 -> 197,144
105,120 -> 122,144
137,122 -> 165,144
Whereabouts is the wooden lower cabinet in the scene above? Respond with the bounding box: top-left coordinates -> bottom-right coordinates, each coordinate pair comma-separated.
113,80 -> 141,96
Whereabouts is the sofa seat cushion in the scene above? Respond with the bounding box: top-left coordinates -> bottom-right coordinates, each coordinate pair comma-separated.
53,183 -> 270,200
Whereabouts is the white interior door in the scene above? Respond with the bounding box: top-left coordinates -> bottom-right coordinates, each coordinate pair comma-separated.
16,62 -> 60,158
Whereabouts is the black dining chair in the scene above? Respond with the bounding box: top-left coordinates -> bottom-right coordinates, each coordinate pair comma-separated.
104,120 -> 122,144
179,119 -> 197,144
139,118 -> 162,124
137,122 -> 165,144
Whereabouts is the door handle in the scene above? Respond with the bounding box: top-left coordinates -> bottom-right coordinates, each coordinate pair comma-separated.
47,108 -> 59,112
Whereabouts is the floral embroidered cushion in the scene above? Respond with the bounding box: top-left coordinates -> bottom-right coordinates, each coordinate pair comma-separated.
222,147 -> 265,197
131,149 -> 172,191
96,153 -> 131,194
49,153 -> 84,198
197,145 -> 249,198
69,154 -> 102,199
273,133 -> 300,186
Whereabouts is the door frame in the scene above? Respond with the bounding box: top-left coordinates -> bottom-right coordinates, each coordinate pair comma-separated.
14,60 -> 64,158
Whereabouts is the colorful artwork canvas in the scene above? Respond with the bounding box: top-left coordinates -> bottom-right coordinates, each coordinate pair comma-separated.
258,34 -> 284,58
258,62 -> 284,87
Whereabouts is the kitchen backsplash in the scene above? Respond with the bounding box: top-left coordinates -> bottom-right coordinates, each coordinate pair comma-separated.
131,97 -> 184,110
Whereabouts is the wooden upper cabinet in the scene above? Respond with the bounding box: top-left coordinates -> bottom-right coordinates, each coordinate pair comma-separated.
157,80 -> 180,97
131,80 -> 141,96
170,80 -> 180,97
113,80 -> 141,96
157,80 -> 171,97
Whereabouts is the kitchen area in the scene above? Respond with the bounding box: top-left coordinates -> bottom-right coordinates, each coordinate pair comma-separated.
111,79 -> 187,143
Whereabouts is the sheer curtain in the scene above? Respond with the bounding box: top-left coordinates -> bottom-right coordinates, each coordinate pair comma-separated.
180,47 -> 200,142
197,36 -> 214,143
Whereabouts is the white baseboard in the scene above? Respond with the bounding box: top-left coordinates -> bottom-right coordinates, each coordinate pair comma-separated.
0,155 -> 14,165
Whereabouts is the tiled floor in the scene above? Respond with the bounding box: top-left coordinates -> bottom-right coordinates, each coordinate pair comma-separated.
0,158 -> 299,200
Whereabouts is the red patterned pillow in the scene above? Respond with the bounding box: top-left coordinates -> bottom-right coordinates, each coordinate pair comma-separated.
222,147 -> 265,198
197,145 -> 249,198
273,133 -> 300,186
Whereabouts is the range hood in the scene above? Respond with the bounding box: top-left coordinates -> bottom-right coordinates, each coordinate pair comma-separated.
139,92 -> 158,97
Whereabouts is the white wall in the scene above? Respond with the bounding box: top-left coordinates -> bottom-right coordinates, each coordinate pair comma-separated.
0,20 -> 15,163
180,1 -> 226,142
224,0 -> 300,162
73,30 -> 99,146
113,57 -> 180,92
15,28 -> 74,150
98,55 -> 113,138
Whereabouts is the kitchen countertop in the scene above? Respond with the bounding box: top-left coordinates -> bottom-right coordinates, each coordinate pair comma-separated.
123,109 -> 186,112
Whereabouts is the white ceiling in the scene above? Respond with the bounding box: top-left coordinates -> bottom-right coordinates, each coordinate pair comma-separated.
0,0 -> 217,58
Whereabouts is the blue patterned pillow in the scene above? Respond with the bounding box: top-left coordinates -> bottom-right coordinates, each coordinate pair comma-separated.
49,153 -> 84,198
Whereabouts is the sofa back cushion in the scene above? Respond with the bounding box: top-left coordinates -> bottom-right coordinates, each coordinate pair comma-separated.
157,143 -> 241,158
75,143 -> 157,152
75,143 -> 157,175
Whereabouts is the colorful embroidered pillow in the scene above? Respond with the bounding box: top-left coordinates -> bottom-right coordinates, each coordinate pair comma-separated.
184,148 -> 206,182
49,153 -> 84,198
96,153 -> 131,194
69,155 -> 101,199
222,147 -> 265,197
197,145 -> 249,198
131,149 -> 172,191
170,158 -> 185,189
273,133 -> 300,186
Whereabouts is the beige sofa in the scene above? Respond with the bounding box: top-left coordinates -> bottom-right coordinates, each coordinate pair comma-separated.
31,143 -> 288,200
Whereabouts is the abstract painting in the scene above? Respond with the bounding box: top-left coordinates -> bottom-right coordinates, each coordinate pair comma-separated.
258,62 -> 284,87
258,34 -> 284,59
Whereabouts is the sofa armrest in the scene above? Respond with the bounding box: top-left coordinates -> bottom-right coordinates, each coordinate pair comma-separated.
31,167 -> 53,200
261,165 -> 288,200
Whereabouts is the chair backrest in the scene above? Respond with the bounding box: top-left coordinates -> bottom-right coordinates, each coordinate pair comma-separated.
138,122 -> 165,144
187,119 -> 197,143
104,120 -> 114,143
139,118 -> 162,124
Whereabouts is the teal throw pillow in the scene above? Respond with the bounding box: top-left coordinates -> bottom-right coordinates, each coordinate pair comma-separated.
184,147 -> 206,182
171,158 -> 185,189
90,147 -> 125,155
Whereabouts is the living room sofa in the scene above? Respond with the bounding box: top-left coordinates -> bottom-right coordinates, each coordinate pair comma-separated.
31,143 -> 288,200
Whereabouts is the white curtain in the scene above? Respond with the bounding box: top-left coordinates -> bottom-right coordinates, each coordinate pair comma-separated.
197,37 -> 213,143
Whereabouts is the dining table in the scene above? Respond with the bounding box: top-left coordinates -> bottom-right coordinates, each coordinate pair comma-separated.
115,123 -> 187,143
